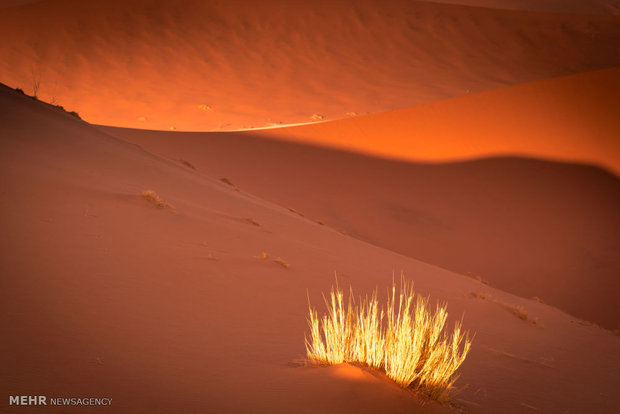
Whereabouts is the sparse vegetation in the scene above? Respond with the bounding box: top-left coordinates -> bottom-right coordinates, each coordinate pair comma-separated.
306,277 -> 471,402
32,79 -> 40,99
220,177 -> 240,191
244,217 -> 260,226
469,292 -> 488,300
274,257 -> 290,268
466,272 -> 489,285
475,276 -> 489,285
53,105 -> 81,119
31,66 -> 40,98
10,85 -> 81,119
511,306 -> 530,321
68,110 -> 81,119
140,190 -> 176,212
287,207 -> 304,217
220,177 -> 235,186
470,292 -> 538,325
179,159 -> 196,170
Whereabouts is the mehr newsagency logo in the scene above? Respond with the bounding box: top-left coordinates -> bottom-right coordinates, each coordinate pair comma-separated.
9,395 -> 112,406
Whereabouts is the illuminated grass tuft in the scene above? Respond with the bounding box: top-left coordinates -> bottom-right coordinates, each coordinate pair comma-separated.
305,277 -> 471,402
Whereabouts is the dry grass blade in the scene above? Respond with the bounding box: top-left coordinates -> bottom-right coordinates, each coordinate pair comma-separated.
306,277 -> 472,402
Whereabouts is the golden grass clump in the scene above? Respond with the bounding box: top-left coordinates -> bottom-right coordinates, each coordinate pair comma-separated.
306,278 -> 471,401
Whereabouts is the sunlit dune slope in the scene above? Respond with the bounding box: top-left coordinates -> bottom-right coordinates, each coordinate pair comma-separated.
103,69 -> 620,330
254,67 -> 620,176
2,83 -> 620,413
1,0 -> 620,131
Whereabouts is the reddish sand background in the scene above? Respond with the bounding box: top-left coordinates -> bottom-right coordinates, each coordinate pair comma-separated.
1,0 -> 620,132
2,83 -> 620,414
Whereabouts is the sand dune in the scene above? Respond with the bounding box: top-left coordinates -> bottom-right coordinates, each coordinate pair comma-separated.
254,67 -> 620,176
2,0 -> 619,411
424,0 -> 620,14
2,82 -> 620,413
1,0 -> 620,132
102,69 -> 620,330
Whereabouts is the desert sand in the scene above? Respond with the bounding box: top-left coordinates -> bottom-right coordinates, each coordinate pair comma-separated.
1,0 -> 620,131
0,80 -> 620,413
1,0 -> 619,413
102,68 -> 620,331
2,82 -> 620,413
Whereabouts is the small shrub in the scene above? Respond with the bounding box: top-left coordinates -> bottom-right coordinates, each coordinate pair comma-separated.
274,257 -> 290,268
244,217 -> 260,227
140,190 -> 175,212
465,272 -> 489,285
475,276 -> 489,285
470,292 -> 538,325
220,177 -> 240,191
220,177 -> 235,186
511,306 -> 529,321
287,207 -> 304,217
179,159 -> 196,170
306,277 -> 471,401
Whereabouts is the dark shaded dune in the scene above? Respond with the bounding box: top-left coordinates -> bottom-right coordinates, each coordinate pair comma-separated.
102,125 -> 620,330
